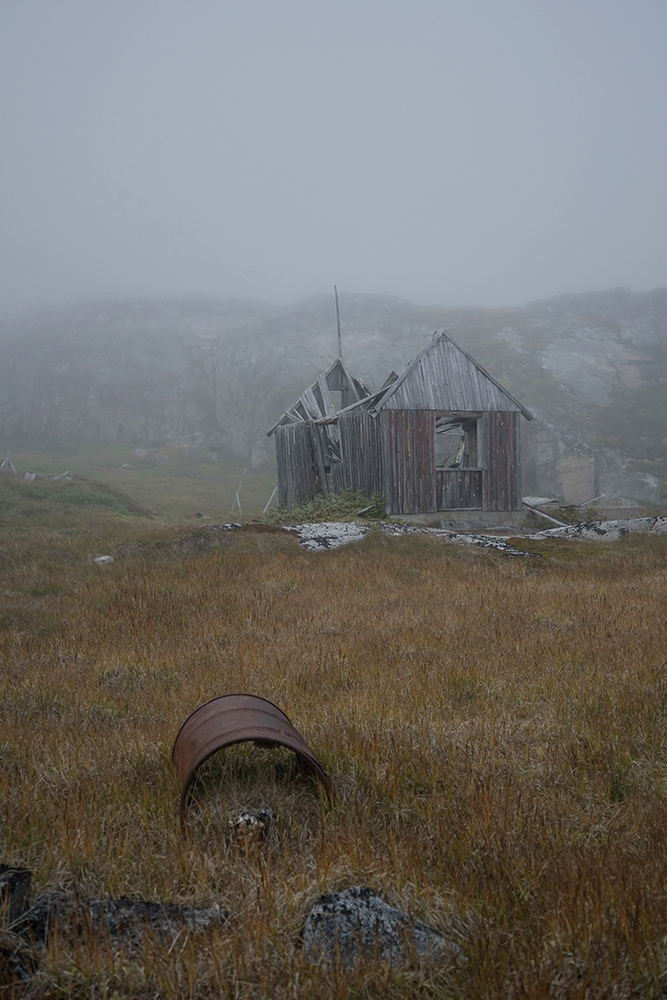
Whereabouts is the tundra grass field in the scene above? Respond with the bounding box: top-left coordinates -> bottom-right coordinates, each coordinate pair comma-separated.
1,500 -> 667,997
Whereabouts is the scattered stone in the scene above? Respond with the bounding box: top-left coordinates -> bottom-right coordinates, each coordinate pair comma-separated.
93,555 -> 114,564
121,462 -> 134,469
132,448 -> 149,458
229,807 -> 275,846
438,531 -> 537,556
535,516 -> 667,542
303,886 -> 457,970
284,522 -> 369,551
283,521 -> 535,556
284,517 -> 667,554
12,894 -> 229,949
108,519 -> 538,562
155,453 -> 170,462
0,865 -> 32,925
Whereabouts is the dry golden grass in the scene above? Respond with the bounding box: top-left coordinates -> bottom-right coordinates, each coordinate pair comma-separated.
1,521 -> 667,998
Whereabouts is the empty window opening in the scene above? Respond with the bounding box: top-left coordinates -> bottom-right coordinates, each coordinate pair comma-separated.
435,415 -> 479,468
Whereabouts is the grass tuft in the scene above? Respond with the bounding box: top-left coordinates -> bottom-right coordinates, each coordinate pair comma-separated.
266,489 -> 386,524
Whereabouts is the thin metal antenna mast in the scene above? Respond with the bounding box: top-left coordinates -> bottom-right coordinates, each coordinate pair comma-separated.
334,285 -> 342,361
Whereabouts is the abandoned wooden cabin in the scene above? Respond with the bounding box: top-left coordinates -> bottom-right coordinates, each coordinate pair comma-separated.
267,330 -> 533,515
266,358 -> 372,506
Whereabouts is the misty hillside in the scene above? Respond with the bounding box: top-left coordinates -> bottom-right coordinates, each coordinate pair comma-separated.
1,288 -> 666,505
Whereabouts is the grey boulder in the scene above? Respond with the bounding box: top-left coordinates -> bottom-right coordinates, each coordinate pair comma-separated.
12,894 -> 229,947
303,886 -> 458,970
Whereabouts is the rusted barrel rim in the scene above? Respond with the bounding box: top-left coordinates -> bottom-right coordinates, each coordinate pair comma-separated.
172,693 -> 334,827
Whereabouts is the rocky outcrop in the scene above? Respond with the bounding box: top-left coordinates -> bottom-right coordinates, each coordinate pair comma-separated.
303,886 -> 456,970
1,865 -> 229,987
12,894 -> 228,947
1,288 -> 665,503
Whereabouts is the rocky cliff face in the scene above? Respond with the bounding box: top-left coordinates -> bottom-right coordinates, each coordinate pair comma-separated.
1,288 -> 665,504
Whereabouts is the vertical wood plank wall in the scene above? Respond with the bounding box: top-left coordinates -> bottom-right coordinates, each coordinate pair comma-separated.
276,408 -> 522,513
275,423 -> 319,505
381,410 -> 436,514
436,469 -> 484,509
339,411 -> 382,497
331,462 -> 349,494
483,411 -> 521,510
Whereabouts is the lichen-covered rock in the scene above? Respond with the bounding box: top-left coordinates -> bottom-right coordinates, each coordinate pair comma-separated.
537,516 -> 667,541
13,894 -> 229,948
303,886 -> 458,970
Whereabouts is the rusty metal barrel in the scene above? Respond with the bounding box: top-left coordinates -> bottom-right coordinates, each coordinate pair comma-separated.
172,693 -> 334,826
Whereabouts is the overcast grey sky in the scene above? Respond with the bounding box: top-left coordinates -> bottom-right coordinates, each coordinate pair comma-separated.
1,0 -> 666,313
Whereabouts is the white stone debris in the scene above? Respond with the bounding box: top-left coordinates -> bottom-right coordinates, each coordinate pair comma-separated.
281,516 -> 667,553
283,521 -> 369,551
438,531 -> 529,554
534,516 -> 667,541
283,522 -> 533,556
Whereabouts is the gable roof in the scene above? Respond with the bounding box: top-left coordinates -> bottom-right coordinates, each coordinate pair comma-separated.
368,330 -> 533,419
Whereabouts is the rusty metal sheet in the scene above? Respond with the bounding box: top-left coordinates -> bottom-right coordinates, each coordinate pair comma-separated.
172,693 -> 334,825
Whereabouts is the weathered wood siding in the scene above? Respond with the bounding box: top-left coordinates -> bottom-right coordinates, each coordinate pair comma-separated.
436,469 -> 484,509
482,411 -> 521,510
380,410 -> 436,514
339,411 -> 382,497
275,423 -> 319,505
331,460 -> 349,494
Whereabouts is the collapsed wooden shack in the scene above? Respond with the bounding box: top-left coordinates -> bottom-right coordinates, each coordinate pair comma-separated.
268,331 -> 533,514
266,358 -> 372,506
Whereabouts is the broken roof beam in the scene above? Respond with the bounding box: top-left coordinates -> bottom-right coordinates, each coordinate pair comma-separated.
352,372 -> 373,397
338,387 -> 385,414
300,386 -> 323,421
337,359 -> 367,402
267,359 -> 375,437
337,370 -> 398,416
316,374 -> 337,418
266,408 -> 306,437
